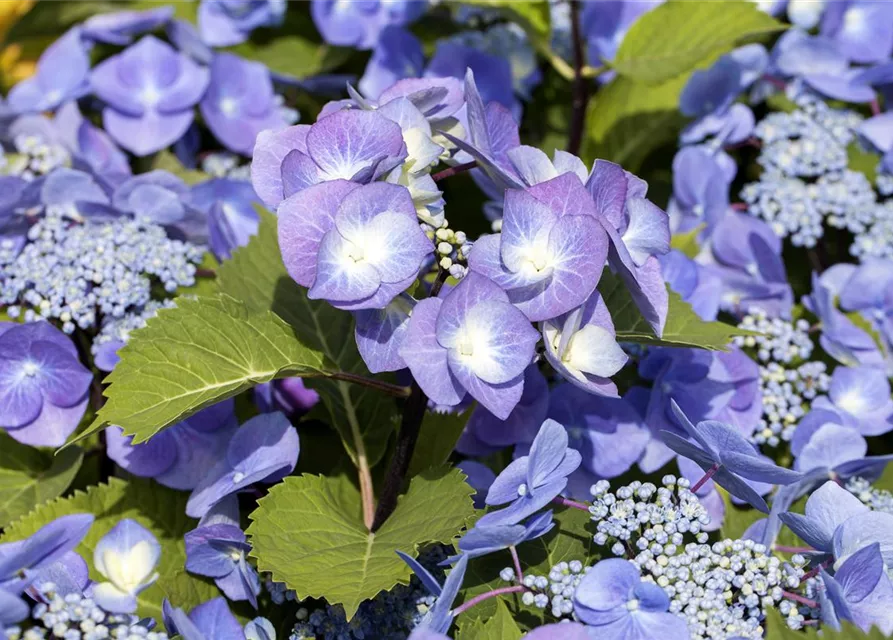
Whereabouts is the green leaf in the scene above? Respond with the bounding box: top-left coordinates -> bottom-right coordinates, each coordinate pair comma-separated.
0,433 -> 82,527
218,208 -> 400,466
247,467 -> 475,619
763,605 -> 888,639
1,477 -> 210,627
719,489 -> 806,550
848,142 -> 880,185
150,150 -> 208,186
582,73 -> 689,172
73,294 -> 331,445
598,271 -> 755,350
457,600 -> 523,640
670,224 -> 704,259
407,409 -> 471,478
612,0 -> 786,84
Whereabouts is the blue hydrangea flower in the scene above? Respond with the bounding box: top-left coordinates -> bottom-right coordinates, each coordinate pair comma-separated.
660,250 -> 723,321
106,399 -> 238,491
188,178 -> 262,261
396,552 -> 468,634
821,543 -> 893,635
358,26 -> 425,99
92,519 -> 161,613
90,35 -> 210,156
113,170 -> 207,242
668,146 -> 733,234
779,480 -> 869,554
399,272 -> 539,419
580,1 -> 664,83
163,597 -> 245,640
354,294 -> 415,373
200,53 -> 287,156
311,0 -> 427,50
820,1 -> 893,64
53,102 -> 132,186
82,6 -> 175,45
477,419 -> 582,526
198,0 -> 285,47
813,365 -> 893,436
456,510 -> 554,560
0,514 -> 94,591
573,558 -> 689,640
523,623 -> 592,640
185,523 -> 261,606
0,321 -> 91,447
6,28 -> 90,114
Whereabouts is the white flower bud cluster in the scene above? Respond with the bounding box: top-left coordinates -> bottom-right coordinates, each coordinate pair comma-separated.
422,219 -> 472,279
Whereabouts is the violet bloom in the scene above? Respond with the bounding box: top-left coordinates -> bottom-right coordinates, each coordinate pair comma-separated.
106,399 -> 238,491
90,35 -> 210,156
573,558 -> 689,640
253,377 -> 319,418
200,53 -> 287,156
477,419 -> 582,527
660,250 -> 723,322
811,366 -> 893,436
6,28 -> 90,114
163,597 -> 245,640
32,167 -> 117,221
821,543 -> 893,635
469,174 -> 609,322
311,0 -> 427,50
399,272 -> 539,419
523,623 -> 592,640
456,459 -> 496,509
824,260 -> 893,365
53,102 -> 132,187
0,321 -> 91,447
668,146 -> 733,234
188,178 -> 261,260
542,290 -> 628,397
779,481 -> 869,555
82,6 -> 175,45
455,510 -> 553,560
396,552 -> 468,634
581,1 -> 663,82
187,412 -> 299,518
427,40 -> 520,119
0,514 -> 94,591
198,0 -> 285,47
251,109 -> 406,211
0,587 -> 28,625
279,181 -> 431,310
92,519 -> 160,613
185,524 -> 260,606
359,26 -> 425,99
820,1 -> 893,64
113,170 -> 206,242
354,295 -> 415,373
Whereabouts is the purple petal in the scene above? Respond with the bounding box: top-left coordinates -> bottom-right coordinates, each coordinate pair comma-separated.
795,423 -> 868,473
399,298 -> 465,407
189,597 -> 245,640
306,109 -> 406,182
102,108 -> 194,157
435,272 -> 509,349
354,296 -> 414,373
251,124 -> 312,210
106,426 -> 177,478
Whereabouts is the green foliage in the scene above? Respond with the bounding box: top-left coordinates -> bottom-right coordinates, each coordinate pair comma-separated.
719,489 -> 806,549
670,225 -> 704,259
74,295 -> 331,445
456,600 -> 523,640
848,143 -> 880,185
407,409 -> 472,478
598,271 -> 756,350
0,433 -> 82,527
612,0 -> 786,84
247,467 -> 475,620
1,477 -> 213,627
150,150 -> 208,186
218,208 -> 401,467
763,606 -> 887,639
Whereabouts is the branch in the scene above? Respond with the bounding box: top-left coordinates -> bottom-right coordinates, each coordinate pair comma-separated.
432,161 -> 477,183
566,0 -> 591,156
328,372 -> 411,398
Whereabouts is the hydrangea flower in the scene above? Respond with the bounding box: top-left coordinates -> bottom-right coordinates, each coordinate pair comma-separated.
0,514 -> 94,589
456,510 -> 554,560
92,519 -> 161,613
5,28 -> 90,114
251,109 -> 407,211
359,26 -> 426,99
580,1 -> 664,82
779,480 -> 869,554
253,377 -> 319,418
53,102 -> 132,186
820,543 -> 893,635
660,250 -> 723,321
188,178 -> 261,261
200,53 -> 287,156
821,1 -> 893,64
278,181 -> 431,310
311,0 -> 427,50
198,0 -> 285,47
811,365 -> 893,436
163,597 -> 246,640
90,35 -> 210,155
354,294 -> 415,373
185,524 -> 261,606
0,321 -> 91,447
82,6 -> 175,45
477,419 -> 582,526
668,146 -> 733,234
399,272 -> 539,419
106,399 -> 238,490
573,558 -> 689,640
396,552 -> 468,634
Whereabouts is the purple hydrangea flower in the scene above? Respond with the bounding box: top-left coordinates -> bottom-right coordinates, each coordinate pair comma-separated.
82,6 -> 175,45
6,28 -> 90,114
779,481 -> 869,554
427,40 -> 520,119
354,295 -> 415,373
278,181 -> 431,310
188,178 -> 261,260
198,0 -> 286,47
811,366 -> 893,436
53,102 -> 132,187
106,399 -> 238,491
660,250 -> 723,321
187,412 -> 299,518
0,514 -> 94,591
113,170 -> 207,242
821,1 -> 893,64
523,623 -> 592,640
251,109 -> 407,211
821,543 -> 893,635
469,174 -> 609,322
399,272 -> 539,419
311,0 -> 427,50
477,419 -> 582,527
791,411 -> 893,483
0,321 -> 91,447
0,587 -> 28,625
163,597 -> 245,640
92,519 -> 160,613
668,146 -> 733,234
456,459 -> 496,509
253,377 -> 320,418
185,524 -> 260,606
90,35 -> 210,156
358,26 -> 425,99
573,558 -> 689,640
455,510 -> 553,560
200,53 -> 287,156
396,552 -> 467,634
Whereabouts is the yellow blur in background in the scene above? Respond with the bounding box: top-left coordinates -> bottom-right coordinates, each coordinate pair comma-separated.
0,0 -> 38,89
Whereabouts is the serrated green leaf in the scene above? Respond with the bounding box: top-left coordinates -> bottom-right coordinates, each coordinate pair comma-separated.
582,73 -> 689,172
218,208 -> 400,467
670,225 -> 704,259
1,477 -> 210,627
612,0 -> 786,84
457,599 -> 523,640
407,409 -> 471,478
0,433 -> 82,527
247,467 -> 475,619
598,271 -> 755,350
73,294 -> 331,445
763,604 -> 888,639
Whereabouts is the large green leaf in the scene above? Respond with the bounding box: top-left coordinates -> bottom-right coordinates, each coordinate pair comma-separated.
763,606 -> 887,639
218,208 -> 401,467
407,409 -> 471,478
0,433 -> 82,527
247,467 -> 475,619
598,272 -> 755,350
612,0 -> 786,84
74,294 -> 331,445
1,477 -> 212,627
456,600 -> 523,640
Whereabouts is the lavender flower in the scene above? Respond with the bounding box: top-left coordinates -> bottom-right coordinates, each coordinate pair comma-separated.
198,0 -> 285,47
92,519 -> 160,613
820,543 -> 893,634
396,552 -> 467,634
185,524 -> 261,606
163,597 -> 246,640
6,28 -> 90,114
188,178 -> 262,260
82,6 -> 175,45
311,0 -> 426,50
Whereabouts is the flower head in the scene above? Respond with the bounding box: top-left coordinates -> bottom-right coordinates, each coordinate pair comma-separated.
185,523 -> 260,606
198,0 -> 285,47
92,519 -> 161,613
6,28 -> 90,114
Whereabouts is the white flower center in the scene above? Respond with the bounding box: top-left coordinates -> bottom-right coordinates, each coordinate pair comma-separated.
233,471 -> 245,483
21,361 -> 40,377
